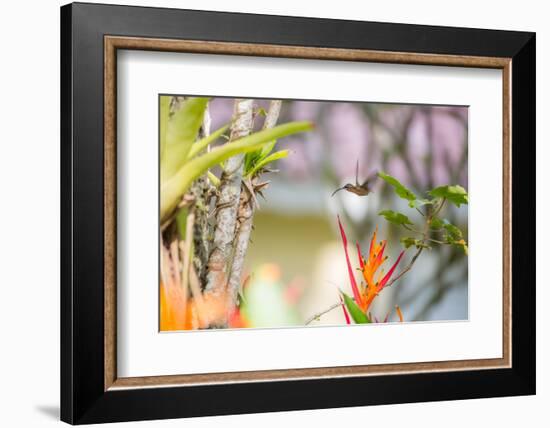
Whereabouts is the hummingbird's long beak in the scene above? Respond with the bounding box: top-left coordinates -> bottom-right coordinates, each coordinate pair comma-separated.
331,187 -> 346,197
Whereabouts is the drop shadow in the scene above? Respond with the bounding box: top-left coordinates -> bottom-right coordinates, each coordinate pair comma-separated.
35,405 -> 59,420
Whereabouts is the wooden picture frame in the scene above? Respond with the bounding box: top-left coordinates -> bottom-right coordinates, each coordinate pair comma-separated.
61,2 -> 535,424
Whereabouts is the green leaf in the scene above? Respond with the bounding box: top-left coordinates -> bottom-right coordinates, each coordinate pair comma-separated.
430,217 -> 468,254
341,291 -> 371,324
409,198 -> 433,209
378,171 -> 417,201
255,107 -> 268,117
159,96 -> 170,160
378,210 -> 414,226
207,171 -> 220,187
430,216 -> 445,229
400,237 -> 417,249
431,217 -> 464,240
175,207 -> 189,241
259,139 -> 278,159
429,185 -> 469,207
452,240 -> 469,255
244,136 -> 278,175
161,97 -> 209,182
160,121 -> 313,221
437,220 -> 468,255
400,237 -> 430,249
186,124 -> 229,160
246,149 -> 289,177
244,150 -> 263,173
443,222 -> 463,241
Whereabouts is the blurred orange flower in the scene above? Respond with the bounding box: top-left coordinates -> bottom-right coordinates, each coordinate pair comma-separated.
160,281 -> 233,331
160,281 -> 196,331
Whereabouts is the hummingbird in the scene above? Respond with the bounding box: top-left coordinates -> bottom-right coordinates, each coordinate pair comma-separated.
331,161 -> 378,197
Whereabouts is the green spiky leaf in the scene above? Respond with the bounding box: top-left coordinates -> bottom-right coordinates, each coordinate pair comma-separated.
245,139 -> 277,175
186,124 -> 229,160
175,207 -> 189,241
246,150 -> 289,177
159,96 -> 170,160
259,139 -> 278,159
341,291 -> 371,324
207,171 -> 220,187
161,97 -> 209,181
160,121 -> 313,221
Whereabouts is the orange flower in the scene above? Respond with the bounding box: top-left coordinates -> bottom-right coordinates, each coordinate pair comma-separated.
160,281 -> 233,331
160,281 -> 197,331
377,305 -> 404,323
228,307 -> 250,329
395,305 -> 404,322
338,216 -> 404,314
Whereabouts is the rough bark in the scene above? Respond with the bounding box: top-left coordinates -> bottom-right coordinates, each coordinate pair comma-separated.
205,99 -> 255,294
191,103 -> 213,285
261,100 -> 283,130
227,100 -> 282,302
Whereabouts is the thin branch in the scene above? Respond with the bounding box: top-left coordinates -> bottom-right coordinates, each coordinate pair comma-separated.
384,198 -> 447,289
262,99 -> 283,129
227,182 -> 255,302
425,238 -> 447,245
305,301 -> 344,325
433,198 -> 447,217
403,225 -> 426,235
383,246 -> 423,289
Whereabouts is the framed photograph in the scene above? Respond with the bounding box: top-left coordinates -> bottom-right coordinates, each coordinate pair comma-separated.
60,2 -> 535,424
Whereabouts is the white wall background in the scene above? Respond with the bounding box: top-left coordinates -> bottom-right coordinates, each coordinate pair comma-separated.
0,0 -> 545,426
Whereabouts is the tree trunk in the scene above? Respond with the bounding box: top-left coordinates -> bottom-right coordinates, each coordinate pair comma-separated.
191,103 -> 213,286
227,100 -> 282,302
205,99 -> 255,294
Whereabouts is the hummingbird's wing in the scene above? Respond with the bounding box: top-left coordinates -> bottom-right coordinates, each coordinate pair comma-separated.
361,170 -> 379,187
355,160 -> 359,186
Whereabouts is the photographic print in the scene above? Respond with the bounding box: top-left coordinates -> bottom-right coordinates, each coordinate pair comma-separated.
62,7 -> 533,422
159,96 -> 469,331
